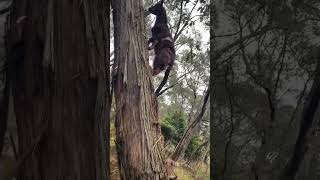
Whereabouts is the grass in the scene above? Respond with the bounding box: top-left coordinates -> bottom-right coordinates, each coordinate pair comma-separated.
110,122 -> 120,180
175,163 -> 210,180
110,122 -> 210,180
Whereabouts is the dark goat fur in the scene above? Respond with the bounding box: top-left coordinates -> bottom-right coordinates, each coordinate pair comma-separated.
148,0 -> 175,76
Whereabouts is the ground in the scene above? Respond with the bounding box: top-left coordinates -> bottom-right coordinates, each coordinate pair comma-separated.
110,122 -> 210,180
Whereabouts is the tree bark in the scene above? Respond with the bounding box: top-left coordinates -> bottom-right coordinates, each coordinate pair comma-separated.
171,88 -> 210,162
0,53 -> 9,156
5,0 -> 109,179
112,0 -> 168,179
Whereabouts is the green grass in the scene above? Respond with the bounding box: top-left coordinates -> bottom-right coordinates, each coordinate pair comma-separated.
174,166 -> 195,180
175,163 -> 210,180
110,122 -> 120,180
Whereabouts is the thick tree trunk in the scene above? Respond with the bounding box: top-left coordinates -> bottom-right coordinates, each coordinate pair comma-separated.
171,89 -> 209,162
5,0 -> 109,179
112,0 -> 168,179
0,14 -> 9,156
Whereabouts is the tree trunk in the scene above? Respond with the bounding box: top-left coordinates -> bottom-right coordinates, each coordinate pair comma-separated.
171,89 -> 209,162
5,0 -> 109,179
187,139 -> 209,164
112,0 -> 168,179
0,58 -> 9,156
0,14 -> 9,156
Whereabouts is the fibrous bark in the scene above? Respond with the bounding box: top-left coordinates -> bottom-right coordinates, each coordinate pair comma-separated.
112,0 -> 168,179
5,0 -> 109,179
0,52 -> 9,157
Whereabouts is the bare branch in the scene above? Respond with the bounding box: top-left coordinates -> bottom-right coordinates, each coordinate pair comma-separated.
288,77 -> 311,125
173,0 -> 185,40
212,25 -> 278,64
221,66 -> 234,180
278,61 -> 320,180
173,0 -> 199,41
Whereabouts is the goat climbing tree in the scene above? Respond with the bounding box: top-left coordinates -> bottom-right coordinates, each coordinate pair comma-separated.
112,0 -> 168,179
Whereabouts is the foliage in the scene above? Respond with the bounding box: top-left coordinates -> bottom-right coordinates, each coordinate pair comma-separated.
184,135 -> 202,158
161,111 -> 205,160
212,0 -> 320,179
161,112 -> 186,145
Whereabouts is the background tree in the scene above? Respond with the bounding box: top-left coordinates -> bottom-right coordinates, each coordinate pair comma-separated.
170,88 -> 209,162
211,0 -> 320,179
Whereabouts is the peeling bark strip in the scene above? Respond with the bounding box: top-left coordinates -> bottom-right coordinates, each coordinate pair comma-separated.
112,0 -> 168,179
5,0 -> 109,179
42,0 -> 54,69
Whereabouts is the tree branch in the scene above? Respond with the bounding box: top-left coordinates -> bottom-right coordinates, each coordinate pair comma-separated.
221,66 -> 234,180
0,0 -> 11,15
173,0 -> 185,40
278,61 -> 320,180
212,25 -> 278,63
173,0 -> 199,41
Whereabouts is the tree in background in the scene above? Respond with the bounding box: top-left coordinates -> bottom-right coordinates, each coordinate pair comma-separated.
211,1 -> 320,180
171,88 -> 209,162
